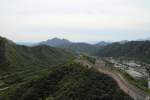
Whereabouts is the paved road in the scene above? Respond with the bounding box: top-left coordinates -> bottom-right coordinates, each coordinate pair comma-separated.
76,59 -> 150,100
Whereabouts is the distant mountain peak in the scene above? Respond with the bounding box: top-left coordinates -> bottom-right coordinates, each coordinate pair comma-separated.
0,36 -> 74,75
40,37 -> 71,47
95,41 -> 110,46
51,37 -> 70,42
118,40 -> 129,44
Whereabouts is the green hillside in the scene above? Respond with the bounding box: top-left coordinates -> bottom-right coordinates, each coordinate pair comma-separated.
97,41 -> 150,63
0,37 -> 133,100
0,36 -> 74,92
1,63 -> 133,100
57,43 -> 99,55
40,38 -> 99,55
0,37 -> 74,71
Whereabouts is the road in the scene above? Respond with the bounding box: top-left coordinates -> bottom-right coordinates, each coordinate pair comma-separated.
76,59 -> 150,100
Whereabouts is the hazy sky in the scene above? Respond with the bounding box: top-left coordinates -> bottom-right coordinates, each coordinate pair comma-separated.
0,0 -> 150,42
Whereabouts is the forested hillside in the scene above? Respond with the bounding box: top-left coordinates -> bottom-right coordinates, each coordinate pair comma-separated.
40,38 -> 99,55
0,36 -> 133,100
1,63 -> 133,100
0,37 -> 74,74
58,43 -> 99,55
0,36 -> 74,95
97,41 -> 150,63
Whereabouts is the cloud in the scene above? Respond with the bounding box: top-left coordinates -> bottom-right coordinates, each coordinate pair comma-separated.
0,0 -> 150,42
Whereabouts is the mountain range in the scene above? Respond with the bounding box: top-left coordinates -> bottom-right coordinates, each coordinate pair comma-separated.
39,38 -> 150,62
17,37 -> 150,63
0,36 -> 133,100
40,38 -> 110,55
1,36 -> 150,100
40,38 -> 111,46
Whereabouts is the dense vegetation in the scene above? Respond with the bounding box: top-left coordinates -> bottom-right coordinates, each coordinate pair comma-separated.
0,37 -> 74,73
97,41 -> 150,63
41,38 -> 150,61
1,63 -> 133,100
58,43 -> 99,55
80,54 -> 96,64
0,36 -> 74,95
0,36 -> 133,100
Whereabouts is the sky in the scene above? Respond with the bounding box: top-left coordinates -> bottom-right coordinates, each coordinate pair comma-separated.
0,0 -> 150,43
